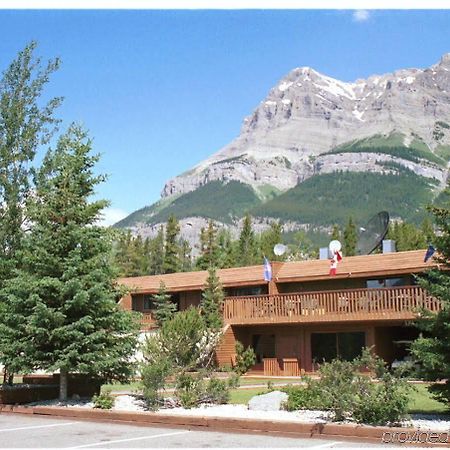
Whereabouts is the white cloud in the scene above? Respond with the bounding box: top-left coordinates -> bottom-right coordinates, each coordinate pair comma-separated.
98,207 -> 129,227
353,10 -> 370,22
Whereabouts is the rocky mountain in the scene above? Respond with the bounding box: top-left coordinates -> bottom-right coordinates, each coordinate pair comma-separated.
116,54 -> 450,248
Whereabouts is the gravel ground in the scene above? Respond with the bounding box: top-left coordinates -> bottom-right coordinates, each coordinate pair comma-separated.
24,394 -> 450,432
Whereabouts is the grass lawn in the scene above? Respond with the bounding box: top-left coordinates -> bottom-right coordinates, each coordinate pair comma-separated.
229,388 -> 268,404
229,383 -> 450,415
239,377 -> 303,386
101,379 -> 448,416
101,381 -> 143,393
101,376 -> 301,393
408,384 -> 449,414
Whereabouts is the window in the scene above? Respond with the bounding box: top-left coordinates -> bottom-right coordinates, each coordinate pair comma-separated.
366,277 -> 408,289
229,285 -> 267,297
143,295 -> 154,311
311,332 -> 365,364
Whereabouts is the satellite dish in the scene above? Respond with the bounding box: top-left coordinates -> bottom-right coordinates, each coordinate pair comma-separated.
356,211 -> 390,255
273,243 -> 287,256
329,240 -> 342,254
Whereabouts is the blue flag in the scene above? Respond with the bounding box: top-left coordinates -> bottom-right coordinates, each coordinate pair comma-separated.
263,257 -> 272,282
424,244 -> 435,263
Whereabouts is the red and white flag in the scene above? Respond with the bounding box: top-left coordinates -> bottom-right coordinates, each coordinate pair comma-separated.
329,258 -> 337,276
329,251 -> 342,276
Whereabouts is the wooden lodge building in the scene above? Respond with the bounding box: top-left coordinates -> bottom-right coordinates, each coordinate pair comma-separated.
118,248 -> 443,376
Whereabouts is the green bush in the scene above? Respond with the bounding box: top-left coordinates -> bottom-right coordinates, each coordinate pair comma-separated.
282,350 -> 412,425
175,372 -> 204,409
353,374 -> 411,425
234,341 -> 256,375
205,377 -> 230,405
92,389 -> 115,410
282,378 -> 326,411
141,358 -> 171,410
174,372 -> 236,408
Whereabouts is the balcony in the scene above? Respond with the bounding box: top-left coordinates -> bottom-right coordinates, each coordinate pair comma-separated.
140,312 -> 155,331
223,286 -> 441,325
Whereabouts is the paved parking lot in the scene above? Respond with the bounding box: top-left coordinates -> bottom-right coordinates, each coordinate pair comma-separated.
0,413 -> 386,448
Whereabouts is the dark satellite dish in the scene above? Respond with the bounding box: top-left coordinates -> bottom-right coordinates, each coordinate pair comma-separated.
356,211 -> 389,255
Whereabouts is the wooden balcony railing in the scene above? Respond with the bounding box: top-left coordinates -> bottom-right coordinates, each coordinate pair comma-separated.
223,286 -> 441,325
140,312 -> 155,330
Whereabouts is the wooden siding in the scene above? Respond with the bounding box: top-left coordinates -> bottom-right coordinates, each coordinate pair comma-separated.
215,325 -> 246,368
223,286 -> 441,325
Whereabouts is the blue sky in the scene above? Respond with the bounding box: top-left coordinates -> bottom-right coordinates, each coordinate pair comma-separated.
0,9 -> 449,224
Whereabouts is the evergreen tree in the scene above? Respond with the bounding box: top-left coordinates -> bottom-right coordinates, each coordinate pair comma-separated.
260,221 -> 284,261
149,226 -> 165,275
196,220 -> 220,269
238,214 -> 257,266
163,215 -> 181,274
0,41 -> 62,383
420,217 -> 436,245
290,230 -> 318,260
178,238 -> 192,272
343,217 -> 358,256
0,126 -> 139,399
331,224 -> 342,242
216,229 -> 237,268
387,221 -> 427,251
200,266 -> 224,330
152,281 -> 177,327
410,184 -> 450,406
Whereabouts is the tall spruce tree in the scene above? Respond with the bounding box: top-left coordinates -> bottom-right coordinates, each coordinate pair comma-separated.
0,41 -> 62,383
410,184 -> 450,406
238,214 -> 257,266
343,217 -> 358,256
196,220 -> 220,269
0,125 -> 139,399
200,266 -> 224,330
152,281 -> 177,327
331,224 -> 342,242
260,221 -> 284,261
163,215 -> 181,274
149,226 -> 165,275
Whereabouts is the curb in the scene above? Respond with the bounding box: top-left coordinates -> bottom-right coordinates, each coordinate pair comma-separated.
1,405 -> 448,447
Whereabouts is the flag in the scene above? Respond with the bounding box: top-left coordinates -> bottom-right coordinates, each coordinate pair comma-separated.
329,258 -> 338,276
329,250 -> 342,276
424,244 -> 435,263
263,257 -> 272,282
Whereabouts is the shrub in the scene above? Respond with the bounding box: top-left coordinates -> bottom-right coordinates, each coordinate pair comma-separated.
353,373 -> 411,425
92,389 -> 115,410
174,371 -> 236,408
141,358 -> 171,410
205,376 -> 230,405
234,341 -> 256,375
282,378 -> 325,411
175,372 -> 204,409
282,350 -> 413,425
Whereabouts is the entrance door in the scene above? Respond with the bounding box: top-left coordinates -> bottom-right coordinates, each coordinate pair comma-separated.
277,335 -> 300,359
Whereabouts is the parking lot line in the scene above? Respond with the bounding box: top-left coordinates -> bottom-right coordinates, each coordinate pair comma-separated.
310,442 -> 342,449
0,422 -> 77,432
69,430 -> 191,448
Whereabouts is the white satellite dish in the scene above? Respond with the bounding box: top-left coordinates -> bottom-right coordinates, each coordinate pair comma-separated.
273,243 -> 287,256
329,240 -> 342,253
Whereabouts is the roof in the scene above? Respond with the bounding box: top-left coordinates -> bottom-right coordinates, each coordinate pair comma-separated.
118,250 -> 440,294
275,249 -> 439,282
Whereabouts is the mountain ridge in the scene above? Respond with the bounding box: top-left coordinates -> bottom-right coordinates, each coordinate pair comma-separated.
116,54 -> 450,250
